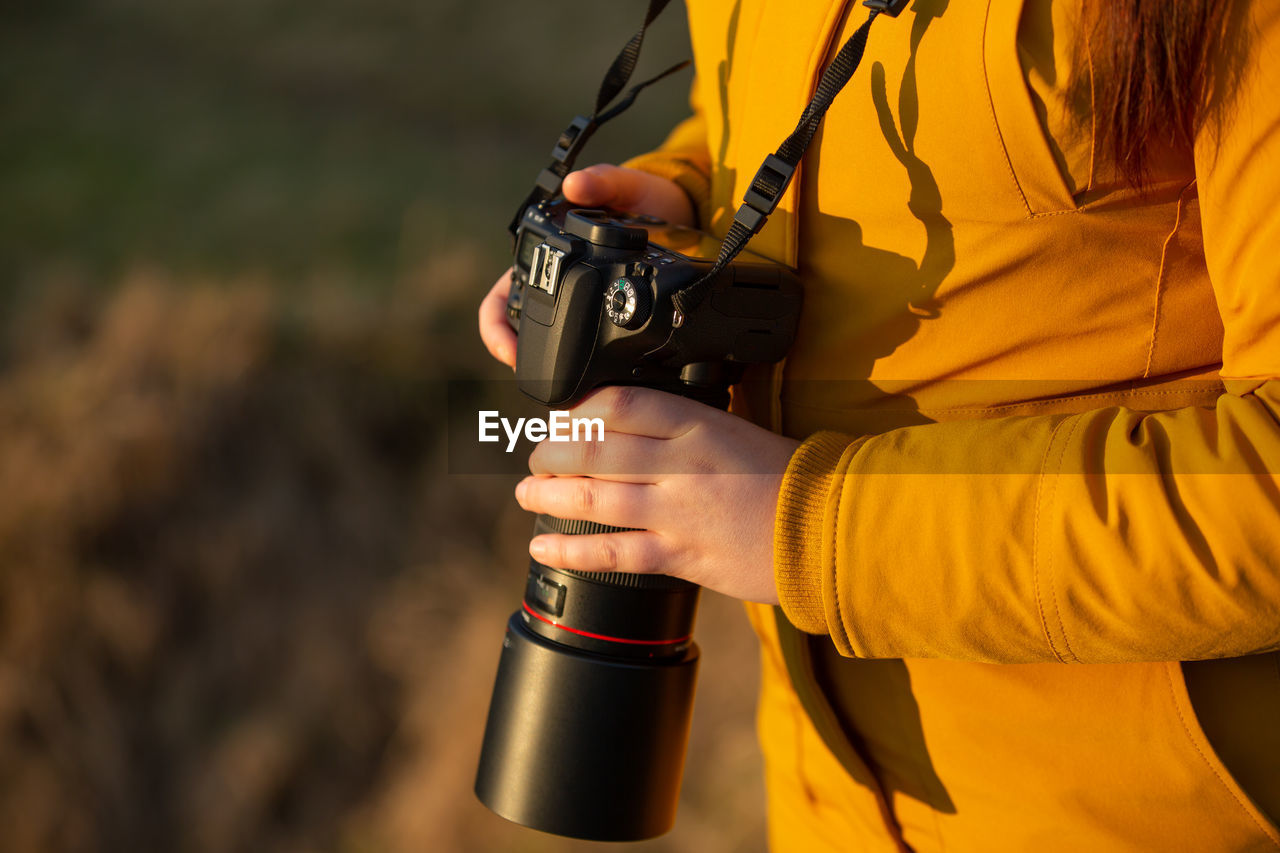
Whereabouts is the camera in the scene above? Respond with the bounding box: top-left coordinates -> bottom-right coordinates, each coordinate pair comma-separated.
475,0 -> 900,833
505,200 -> 802,409
474,198 -> 801,841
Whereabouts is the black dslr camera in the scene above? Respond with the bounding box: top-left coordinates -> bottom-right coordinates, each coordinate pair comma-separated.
477,0 -> 900,840
474,0 -> 808,843
506,200 -> 801,408
475,200 -> 801,842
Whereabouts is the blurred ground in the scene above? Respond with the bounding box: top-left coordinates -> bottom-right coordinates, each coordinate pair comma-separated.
0,2 -> 766,851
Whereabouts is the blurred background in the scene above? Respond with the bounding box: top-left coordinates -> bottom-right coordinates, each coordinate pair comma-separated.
0,1 -> 766,851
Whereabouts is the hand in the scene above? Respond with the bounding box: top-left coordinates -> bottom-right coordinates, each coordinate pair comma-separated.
513,386 -> 800,604
478,165 -> 696,369
479,270 -> 518,369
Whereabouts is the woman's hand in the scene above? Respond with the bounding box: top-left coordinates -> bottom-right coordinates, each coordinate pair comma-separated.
479,270 -> 519,369
478,165 -> 696,369
513,386 -> 799,604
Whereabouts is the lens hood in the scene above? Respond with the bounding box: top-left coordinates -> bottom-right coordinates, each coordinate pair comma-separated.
475,614 -> 699,841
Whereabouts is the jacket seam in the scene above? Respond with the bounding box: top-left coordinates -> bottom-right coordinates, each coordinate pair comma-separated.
981,0 -> 1033,218
1143,180 -> 1196,378
915,387 -> 1222,416
1032,416 -> 1070,663
1044,413 -> 1084,663
1027,207 -> 1083,219
1083,21 -> 1097,192
784,386 -> 1224,420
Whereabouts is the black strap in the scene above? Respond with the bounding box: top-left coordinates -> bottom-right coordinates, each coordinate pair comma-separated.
508,0 -> 686,236
671,4 -> 893,317
594,0 -> 673,117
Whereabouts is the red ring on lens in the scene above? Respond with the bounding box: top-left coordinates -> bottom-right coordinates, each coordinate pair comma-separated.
521,601 -> 691,646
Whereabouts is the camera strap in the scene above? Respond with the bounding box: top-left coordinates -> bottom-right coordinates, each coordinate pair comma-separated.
512,0 -> 908,315
508,0 -> 691,237
671,0 -> 907,318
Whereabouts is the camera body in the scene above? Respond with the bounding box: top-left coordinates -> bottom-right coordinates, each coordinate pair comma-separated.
507,201 -> 802,407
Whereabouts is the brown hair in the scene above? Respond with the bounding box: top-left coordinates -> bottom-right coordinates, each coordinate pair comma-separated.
1075,0 -> 1246,187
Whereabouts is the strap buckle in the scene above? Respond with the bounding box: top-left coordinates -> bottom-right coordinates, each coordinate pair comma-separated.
526,115 -> 598,210
550,115 -> 596,164
734,154 -> 798,236
742,154 -> 797,217
863,0 -> 910,16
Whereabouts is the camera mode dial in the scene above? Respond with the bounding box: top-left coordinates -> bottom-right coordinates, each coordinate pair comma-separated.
605,277 -> 651,329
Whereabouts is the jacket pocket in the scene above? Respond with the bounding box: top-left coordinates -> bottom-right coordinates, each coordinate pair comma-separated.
981,0 -> 1079,215
1165,660 -> 1280,848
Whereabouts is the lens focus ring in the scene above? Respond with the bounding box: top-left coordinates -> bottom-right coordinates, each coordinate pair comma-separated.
532,514 -> 693,592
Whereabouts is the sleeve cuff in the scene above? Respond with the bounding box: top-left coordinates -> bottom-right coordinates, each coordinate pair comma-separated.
774,431 -> 865,635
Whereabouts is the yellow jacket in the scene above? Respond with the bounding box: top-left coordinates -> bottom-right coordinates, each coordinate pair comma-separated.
625,0 -> 1280,850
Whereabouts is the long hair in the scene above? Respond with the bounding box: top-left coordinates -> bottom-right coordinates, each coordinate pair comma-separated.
1074,0 -> 1247,186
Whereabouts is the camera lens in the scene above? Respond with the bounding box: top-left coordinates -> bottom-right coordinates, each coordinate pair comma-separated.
518,515 -> 697,658
474,513 -> 701,841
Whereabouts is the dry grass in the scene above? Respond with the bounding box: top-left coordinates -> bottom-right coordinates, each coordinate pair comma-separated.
0,2 -> 762,848
0,262 -> 765,853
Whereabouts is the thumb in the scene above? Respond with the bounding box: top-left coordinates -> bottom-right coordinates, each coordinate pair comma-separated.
562,164 -> 651,211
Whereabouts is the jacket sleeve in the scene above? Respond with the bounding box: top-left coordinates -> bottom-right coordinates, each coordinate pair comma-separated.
621,80 -> 714,227
775,1 -> 1280,664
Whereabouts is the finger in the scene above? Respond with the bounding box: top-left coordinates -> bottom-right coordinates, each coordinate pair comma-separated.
562,164 -> 647,210
563,164 -> 696,227
527,432 -> 666,482
569,386 -> 720,439
478,270 -> 517,368
528,530 -> 667,574
516,475 -> 655,528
